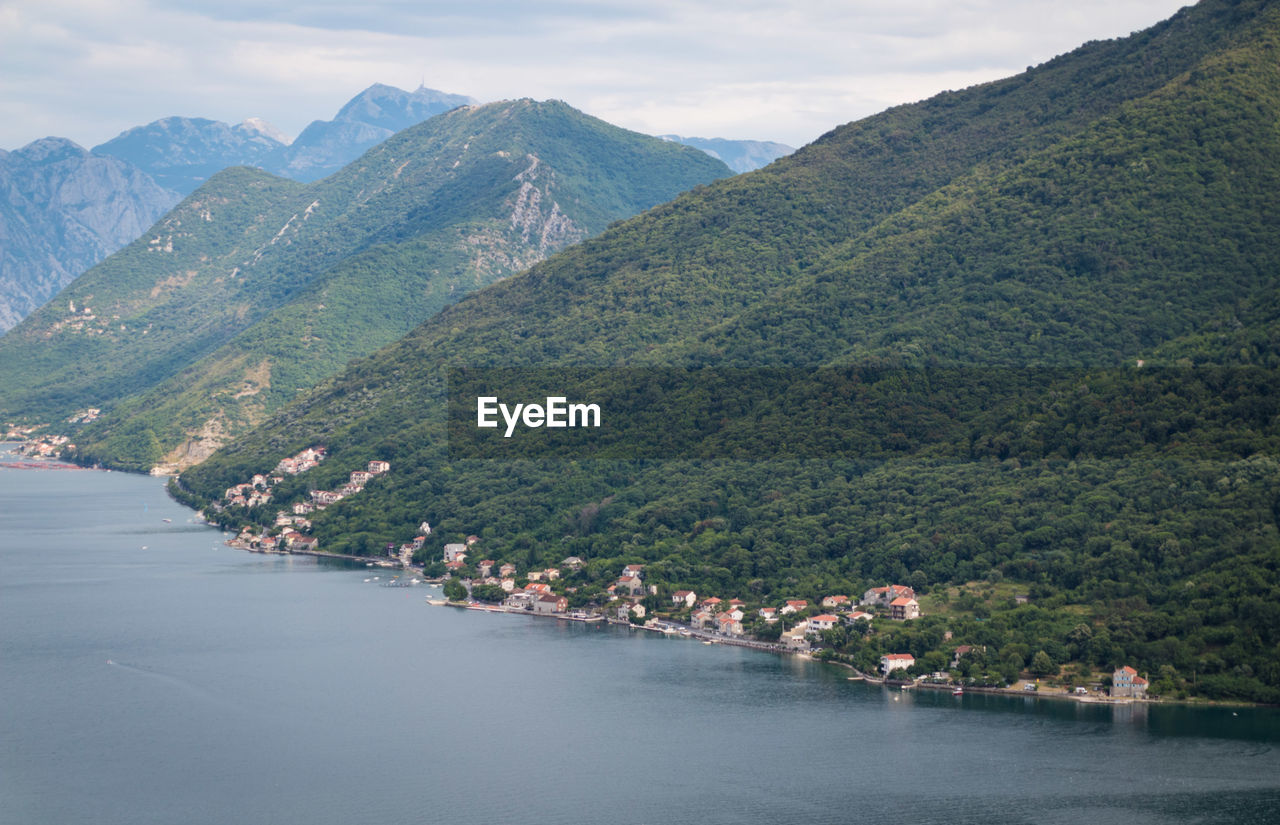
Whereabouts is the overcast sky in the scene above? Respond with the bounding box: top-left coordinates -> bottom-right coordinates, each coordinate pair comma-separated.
1,0 -> 1192,152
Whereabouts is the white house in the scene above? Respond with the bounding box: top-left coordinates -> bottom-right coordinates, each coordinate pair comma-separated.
672,590 -> 697,608
881,653 -> 915,675
806,614 -> 840,635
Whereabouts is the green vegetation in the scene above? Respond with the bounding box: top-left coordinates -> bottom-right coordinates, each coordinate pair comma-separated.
0,101 -> 730,471
179,0 -> 1279,702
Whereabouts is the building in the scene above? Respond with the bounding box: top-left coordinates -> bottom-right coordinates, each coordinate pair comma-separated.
617,576 -> 645,597
781,624 -> 811,650
862,585 -> 916,607
717,613 -> 743,636
821,595 -> 851,610
780,599 -> 808,615
533,594 -> 568,615
443,543 -> 468,562
1112,666 -> 1149,698
881,653 -> 915,675
759,607 -> 778,622
806,614 -> 840,634
368,460 -> 390,474
889,597 -> 920,621
672,590 -> 697,608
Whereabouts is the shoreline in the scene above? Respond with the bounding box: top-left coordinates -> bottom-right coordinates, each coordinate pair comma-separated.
1,451 -> 1257,711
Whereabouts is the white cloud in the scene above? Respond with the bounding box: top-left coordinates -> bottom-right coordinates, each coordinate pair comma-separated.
0,0 -> 1192,150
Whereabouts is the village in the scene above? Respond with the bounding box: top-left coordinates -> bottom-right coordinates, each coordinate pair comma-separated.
214,446 -> 1152,704
220,446 -> 396,559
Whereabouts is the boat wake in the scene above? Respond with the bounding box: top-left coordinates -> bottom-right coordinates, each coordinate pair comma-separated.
105,658 -> 240,714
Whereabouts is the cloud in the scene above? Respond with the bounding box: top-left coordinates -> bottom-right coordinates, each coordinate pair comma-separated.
0,0 -> 1191,150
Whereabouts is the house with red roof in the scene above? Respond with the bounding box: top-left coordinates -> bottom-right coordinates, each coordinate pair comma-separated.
672,590 -> 697,608
880,653 -> 915,675
533,593 -> 568,615
889,597 -> 920,621
862,585 -> 916,607
717,613 -> 743,636
1112,666 -> 1149,698
806,614 -> 840,635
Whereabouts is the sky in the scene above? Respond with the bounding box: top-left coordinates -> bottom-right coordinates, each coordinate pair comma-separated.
0,0 -> 1193,152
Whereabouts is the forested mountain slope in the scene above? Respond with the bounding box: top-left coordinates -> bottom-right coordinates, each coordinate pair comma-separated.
179,0 -> 1280,701
0,101 -> 730,469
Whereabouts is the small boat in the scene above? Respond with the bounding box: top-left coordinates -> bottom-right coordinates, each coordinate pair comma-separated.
952,686 -> 964,696
162,518 -> 171,523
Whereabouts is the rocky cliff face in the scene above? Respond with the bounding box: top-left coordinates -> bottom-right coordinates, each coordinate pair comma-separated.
0,138 -> 179,333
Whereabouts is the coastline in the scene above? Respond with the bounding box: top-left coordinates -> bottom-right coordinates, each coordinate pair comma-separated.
0,449 -> 1248,711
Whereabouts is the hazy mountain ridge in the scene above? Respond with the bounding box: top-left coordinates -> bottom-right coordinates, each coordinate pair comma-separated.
269,84 -> 477,181
660,135 -> 794,172
0,138 -> 180,333
0,83 -> 796,335
92,116 -> 287,194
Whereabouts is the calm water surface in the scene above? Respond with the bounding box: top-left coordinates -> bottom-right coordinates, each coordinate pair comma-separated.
2,453 -> 1279,825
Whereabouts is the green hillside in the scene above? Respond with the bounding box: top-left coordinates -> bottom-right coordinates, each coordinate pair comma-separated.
181,0 -> 1280,701
0,101 -> 730,470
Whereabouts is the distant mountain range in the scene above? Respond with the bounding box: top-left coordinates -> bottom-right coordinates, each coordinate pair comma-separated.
0,83 -> 792,335
660,136 -> 793,173
93,84 -> 479,193
0,100 -> 731,470
0,138 -> 179,332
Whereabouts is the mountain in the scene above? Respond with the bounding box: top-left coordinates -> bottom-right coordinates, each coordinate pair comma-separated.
93,117 -> 288,194
90,84 -> 475,193
269,84 -> 476,181
660,135 -> 794,172
179,0 -> 1280,702
0,138 -> 179,333
0,100 -> 731,469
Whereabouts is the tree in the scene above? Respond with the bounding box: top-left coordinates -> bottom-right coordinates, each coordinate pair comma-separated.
1030,650 -> 1056,677
443,578 -> 467,602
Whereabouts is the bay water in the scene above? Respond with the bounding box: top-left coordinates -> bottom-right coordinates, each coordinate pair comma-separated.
2,452 -> 1279,824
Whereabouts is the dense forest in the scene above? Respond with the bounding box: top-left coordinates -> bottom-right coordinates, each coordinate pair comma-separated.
178,0 -> 1279,702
